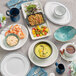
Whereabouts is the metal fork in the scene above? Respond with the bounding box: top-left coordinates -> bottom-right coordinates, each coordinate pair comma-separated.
39,72 -> 45,76
10,0 -> 28,7
32,68 -> 40,76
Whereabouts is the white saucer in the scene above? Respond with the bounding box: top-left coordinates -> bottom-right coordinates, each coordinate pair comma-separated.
0,53 -> 30,76
60,43 -> 76,61
0,24 -> 28,51
28,40 -> 58,67
44,2 -> 71,25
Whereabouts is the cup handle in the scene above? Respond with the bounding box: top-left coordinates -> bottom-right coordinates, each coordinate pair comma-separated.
55,62 -> 58,66
72,42 -> 76,47
6,10 -> 10,16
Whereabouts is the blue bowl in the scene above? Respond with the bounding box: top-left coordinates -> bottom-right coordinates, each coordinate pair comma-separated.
54,26 -> 76,42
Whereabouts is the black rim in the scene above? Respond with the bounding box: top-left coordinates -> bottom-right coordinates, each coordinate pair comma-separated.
34,41 -> 53,59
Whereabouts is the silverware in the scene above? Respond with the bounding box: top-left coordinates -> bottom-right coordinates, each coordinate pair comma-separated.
39,72 -> 45,76
32,68 -> 40,76
10,0 -> 28,7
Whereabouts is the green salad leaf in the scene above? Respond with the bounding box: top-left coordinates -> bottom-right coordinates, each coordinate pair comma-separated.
26,4 -> 37,14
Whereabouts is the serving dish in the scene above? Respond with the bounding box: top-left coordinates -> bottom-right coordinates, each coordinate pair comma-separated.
0,53 -> 30,76
5,33 -> 19,47
28,40 -> 59,67
44,2 -> 71,25
54,26 -> 76,42
26,12 -> 46,26
60,43 -> 76,61
21,0 -> 51,40
0,24 -> 28,51
34,41 -> 52,59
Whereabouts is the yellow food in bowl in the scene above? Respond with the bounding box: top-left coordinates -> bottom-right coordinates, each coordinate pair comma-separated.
34,42 -> 52,59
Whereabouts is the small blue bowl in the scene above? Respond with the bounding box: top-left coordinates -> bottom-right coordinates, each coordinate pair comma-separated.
54,26 -> 76,42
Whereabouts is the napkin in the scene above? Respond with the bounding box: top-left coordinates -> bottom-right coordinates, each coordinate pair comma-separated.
27,66 -> 48,76
6,0 -> 34,9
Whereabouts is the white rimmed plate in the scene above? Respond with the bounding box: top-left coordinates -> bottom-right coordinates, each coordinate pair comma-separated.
28,40 -> 58,67
21,1 -> 51,40
0,24 -> 28,51
44,2 -> 71,25
0,53 -> 30,76
60,43 -> 76,61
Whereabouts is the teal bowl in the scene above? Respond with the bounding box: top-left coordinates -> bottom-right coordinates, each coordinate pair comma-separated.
54,26 -> 76,42
5,33 -> 19,47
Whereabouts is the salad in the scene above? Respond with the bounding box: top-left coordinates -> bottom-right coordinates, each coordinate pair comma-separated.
25,4 -> 41,15
32,25 -> 49,37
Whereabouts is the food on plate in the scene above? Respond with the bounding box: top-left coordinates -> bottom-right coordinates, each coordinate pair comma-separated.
32,25 -> 49,37
25,4 -> 37,15
34,42 -> 52,59
5,24 -> 25,39
27,13 -> 45,26
6,34 -> 19,47
66,45 -> 75,54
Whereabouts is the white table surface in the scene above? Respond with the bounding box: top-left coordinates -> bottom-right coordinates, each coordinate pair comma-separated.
0,0 -> 76,76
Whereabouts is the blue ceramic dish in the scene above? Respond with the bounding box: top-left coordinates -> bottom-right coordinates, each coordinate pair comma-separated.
54,26 -> 76,42
27,66 -> 48,76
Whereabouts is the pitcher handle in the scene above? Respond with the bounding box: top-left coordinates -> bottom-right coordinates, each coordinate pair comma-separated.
55,62 -> 58,66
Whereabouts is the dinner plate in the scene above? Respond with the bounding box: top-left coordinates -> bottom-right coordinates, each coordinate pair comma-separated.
0,24 -> 28,51
21,0 -> 51,40
44,2 -> 71,25
0,53 -> 30,76
28,40 -> 59,67
54,26 -> 76,42
60,43 -> 76,61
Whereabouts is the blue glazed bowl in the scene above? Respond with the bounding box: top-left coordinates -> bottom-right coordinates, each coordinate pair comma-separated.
54,26 -> 76,42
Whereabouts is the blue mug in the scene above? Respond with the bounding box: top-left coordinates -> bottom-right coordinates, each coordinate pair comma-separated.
55,62 -> 65,74
6,8 -> 20,22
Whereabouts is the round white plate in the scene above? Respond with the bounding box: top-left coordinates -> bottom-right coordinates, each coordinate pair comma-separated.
0,24 -> 28,51
0,53 -> 30,76
60,43 -> 76,61
28,40 -> 59,67
44,2 -> 71,25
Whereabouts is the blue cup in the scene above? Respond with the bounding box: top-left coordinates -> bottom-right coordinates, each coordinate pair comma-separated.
55,62 -> 65,74
6,8 -> 20,22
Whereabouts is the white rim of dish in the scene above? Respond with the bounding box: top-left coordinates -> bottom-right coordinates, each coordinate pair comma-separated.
21,0 -> 51,40
0,53 -> 30,76
28,40 -> 59,67
53,30 -> 76,43
0,24 -> 28,51
60,43 -> 76,61
44,2 -> 71,25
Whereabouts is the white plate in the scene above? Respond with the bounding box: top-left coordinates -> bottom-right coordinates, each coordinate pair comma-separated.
21,1 -> 51,40
0,53 -> 30,76
44,2 -> 71,25
60,43 -> 76,61
0,24 -> 28,51
28,40 -> 59,67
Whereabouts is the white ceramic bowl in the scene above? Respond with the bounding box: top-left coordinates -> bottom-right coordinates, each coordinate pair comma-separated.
64,43 -> 76,57
54,5 -> 66,19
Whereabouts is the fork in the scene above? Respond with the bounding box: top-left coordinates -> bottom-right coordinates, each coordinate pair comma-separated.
32,68 -> 40,76
10,0 -> 28,7
39,72 -> 45,76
